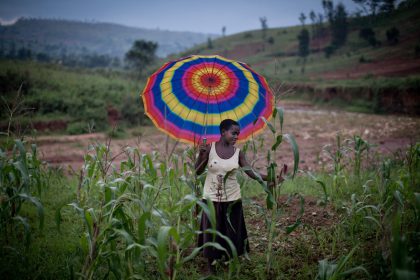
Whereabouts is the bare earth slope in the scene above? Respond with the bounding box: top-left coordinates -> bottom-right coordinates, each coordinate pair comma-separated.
33,101 -> 420,174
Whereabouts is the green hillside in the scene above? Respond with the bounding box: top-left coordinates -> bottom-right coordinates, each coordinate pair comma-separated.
0,18 -> 217,58
0,60 -> 147,135
174,1 -> 420,114
1,1 -> 419,137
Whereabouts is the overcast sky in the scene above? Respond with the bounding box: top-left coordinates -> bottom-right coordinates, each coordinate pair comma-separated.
0,0 -> 361,34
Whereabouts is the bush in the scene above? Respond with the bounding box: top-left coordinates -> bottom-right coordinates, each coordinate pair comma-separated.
66,121 -> 88,135
324,45 -> 336,58
386,27 -> 400,45
106,126 -> 127,139
120,94 -> 147,126
416,44 -> 420,57
359,28 -> 378,47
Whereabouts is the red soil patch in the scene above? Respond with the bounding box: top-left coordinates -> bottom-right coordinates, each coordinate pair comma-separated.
32,102 -> 420,175
223,42 -> 266,60
315,58 -> 420,80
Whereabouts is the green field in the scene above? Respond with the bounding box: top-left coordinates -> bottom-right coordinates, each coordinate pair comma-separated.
1,128 -> 419,279
0,60 -> 149,135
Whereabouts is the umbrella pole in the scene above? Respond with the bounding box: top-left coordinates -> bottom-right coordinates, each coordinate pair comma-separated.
203,87 -> 211,145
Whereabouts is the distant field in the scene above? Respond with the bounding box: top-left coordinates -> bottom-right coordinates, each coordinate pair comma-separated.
0,60 -> 147,135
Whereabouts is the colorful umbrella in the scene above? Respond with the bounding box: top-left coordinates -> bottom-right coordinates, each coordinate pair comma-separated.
141,55 -> 274,145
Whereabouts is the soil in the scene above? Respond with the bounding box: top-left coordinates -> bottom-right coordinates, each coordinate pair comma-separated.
315,58 -> 420,80
31,101 -> 420,176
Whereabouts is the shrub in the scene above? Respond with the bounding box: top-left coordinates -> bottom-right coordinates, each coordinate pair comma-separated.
66,121 -> 88,135
414,44 -> 420,57
359,27 -> 378,47
386,27 -> 400,45
324,45 -> 335,58
267,37 -> 275,44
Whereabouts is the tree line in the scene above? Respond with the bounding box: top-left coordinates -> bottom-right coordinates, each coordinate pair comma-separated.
295,0 -> 404,62
0,39 -> 159,73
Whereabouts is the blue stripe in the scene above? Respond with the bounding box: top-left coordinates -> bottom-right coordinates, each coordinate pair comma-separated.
149,57 -> 269,135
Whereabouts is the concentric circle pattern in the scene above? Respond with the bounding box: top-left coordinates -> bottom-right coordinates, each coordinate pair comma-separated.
142,55 -> 274,145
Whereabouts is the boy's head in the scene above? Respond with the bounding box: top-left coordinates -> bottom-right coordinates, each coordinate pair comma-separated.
219,119 -> 240,134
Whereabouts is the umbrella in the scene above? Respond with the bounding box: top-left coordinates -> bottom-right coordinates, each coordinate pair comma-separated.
141,55 -> 274,145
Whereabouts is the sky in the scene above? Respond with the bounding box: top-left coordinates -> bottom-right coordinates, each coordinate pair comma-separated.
0,0 -> 360,34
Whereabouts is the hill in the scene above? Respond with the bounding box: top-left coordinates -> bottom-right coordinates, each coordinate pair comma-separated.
176,0 -> 420,114
0,18 -> 217,58
0,60 -> 147,135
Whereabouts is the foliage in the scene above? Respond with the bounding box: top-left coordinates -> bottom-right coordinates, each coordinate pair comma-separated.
0,60 -> 142,134
0,140 -> 47,249
0,18 -> 210,58
207,37 -> 213,49
297,29 -> 310,58
359,27 -> 379,46
125,39 -> 158,77
1,133 -> 419,278
330,3 -> 348,48
386,27 -> 400,45
259,17 -> 268,39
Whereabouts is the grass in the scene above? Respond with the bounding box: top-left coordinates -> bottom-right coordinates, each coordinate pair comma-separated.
1,132 -> 418,279
0,60 -> 147,135
173,1 -> 420,111
2,3 -> 420,137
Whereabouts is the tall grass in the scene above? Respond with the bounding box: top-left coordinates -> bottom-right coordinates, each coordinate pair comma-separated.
1,134 -> 419,279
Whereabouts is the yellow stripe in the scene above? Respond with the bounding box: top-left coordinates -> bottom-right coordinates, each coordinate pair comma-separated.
190,70 -> 230,94
160,56 -> 261,125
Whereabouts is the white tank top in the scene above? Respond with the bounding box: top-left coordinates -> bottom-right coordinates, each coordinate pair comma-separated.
202,142 -> 241,202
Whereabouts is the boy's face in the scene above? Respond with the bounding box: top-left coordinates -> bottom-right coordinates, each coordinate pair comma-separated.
222,125 -> 240,145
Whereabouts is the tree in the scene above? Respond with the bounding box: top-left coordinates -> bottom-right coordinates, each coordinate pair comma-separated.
297,28 -> 310,58
322,0 -> 334,22
309,10 -> 317,37
222,26 -> 226,37
352,0 -> 381,16
331,3 -> 348,47
359,27 -> 378,46
386,27 -> 399,45
299,13 -> 307,26
260,17 -> 268,39
317,13 -> 325,37
309,10 -> 317,25
125,40 -> 158,77
381,0 -> 396,13
207,37 -> 213,49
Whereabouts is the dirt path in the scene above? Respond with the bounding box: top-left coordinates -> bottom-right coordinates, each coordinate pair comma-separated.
33,101 -> 420,174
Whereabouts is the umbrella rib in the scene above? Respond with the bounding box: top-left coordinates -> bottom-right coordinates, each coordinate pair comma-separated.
180,80 -> 211,142
211,79 -> 226,127
164,56 -> 210,76
148,75 -> 271,124
144,55 -> 273,144
168,74 -> 211,141
158,75 -> 271,121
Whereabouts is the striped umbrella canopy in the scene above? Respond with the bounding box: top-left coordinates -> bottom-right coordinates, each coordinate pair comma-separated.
141,55 -> 274,145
